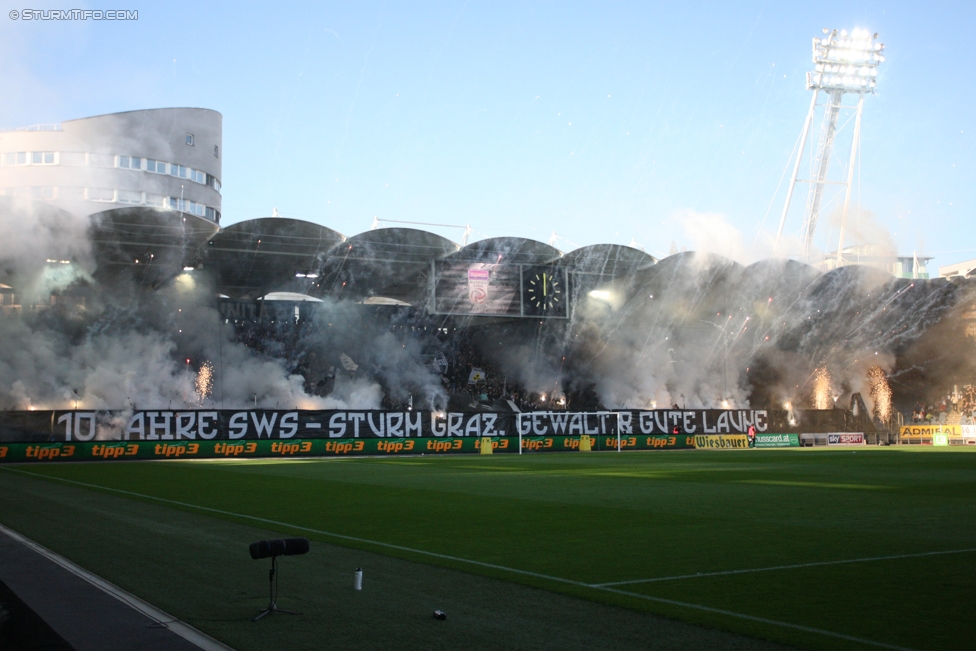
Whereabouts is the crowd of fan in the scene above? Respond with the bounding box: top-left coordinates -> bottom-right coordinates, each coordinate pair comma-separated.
911,385 -> 976,424
231,315 -> 567,410
432,342 -> 566,410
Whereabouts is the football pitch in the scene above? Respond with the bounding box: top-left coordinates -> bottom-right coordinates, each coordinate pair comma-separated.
1,448 -> 974,650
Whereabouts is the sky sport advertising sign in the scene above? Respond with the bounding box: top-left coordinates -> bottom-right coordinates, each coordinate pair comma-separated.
753,433 -> 800,448
827,433 -> 865,445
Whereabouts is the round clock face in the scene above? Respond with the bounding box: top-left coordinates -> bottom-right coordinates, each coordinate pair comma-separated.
526,271 -> 561,311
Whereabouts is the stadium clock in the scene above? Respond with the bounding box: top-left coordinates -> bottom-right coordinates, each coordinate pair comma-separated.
521,266 -> 568,317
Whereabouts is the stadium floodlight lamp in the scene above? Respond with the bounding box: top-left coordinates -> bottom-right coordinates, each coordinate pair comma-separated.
807,28 -> 883,94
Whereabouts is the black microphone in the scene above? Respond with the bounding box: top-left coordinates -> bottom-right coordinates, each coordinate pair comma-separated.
249,537 -> 310,559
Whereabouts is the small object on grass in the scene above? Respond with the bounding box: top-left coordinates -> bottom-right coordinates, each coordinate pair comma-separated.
354,568 -> 363,590
433,610 -> 447,620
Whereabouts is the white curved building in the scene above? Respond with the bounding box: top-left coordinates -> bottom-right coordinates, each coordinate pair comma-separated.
0,108 -> 221,223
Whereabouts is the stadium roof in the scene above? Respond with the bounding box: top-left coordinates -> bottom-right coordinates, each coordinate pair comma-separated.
202,217 -> 344,299
446,237 -> 561,265
311,228 -> 458,303
89,207 -> 218,288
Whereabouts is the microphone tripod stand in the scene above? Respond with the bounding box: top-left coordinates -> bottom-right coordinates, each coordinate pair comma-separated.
253,555 -> 301,621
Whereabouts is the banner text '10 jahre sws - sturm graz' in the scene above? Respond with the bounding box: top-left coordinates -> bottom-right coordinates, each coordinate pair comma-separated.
0,409 -> 784,442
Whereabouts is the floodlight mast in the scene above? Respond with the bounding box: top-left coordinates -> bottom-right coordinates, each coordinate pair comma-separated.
775,28 -> 884,265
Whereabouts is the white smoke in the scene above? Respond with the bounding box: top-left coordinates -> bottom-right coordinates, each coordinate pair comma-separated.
0,196 -> 394,410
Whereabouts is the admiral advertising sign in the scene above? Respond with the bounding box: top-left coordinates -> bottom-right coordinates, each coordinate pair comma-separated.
899,425 -> 972,444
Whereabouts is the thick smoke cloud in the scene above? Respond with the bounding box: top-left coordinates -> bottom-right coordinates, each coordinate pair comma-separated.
0,199 -> 392,411
2,193 -> 974,417
483,249 -> 969,416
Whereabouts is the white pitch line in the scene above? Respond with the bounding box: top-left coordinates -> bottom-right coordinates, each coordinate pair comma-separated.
3,467 -> 920,651
593,548 -> 976,587
0,521 -> 233,651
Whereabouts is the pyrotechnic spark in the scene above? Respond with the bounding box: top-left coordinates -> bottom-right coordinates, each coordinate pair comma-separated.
813,366 -> 831,409
868,365 -> 892,424
195,361 -> 214,401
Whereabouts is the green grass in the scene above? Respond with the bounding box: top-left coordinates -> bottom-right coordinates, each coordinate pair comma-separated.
1,448 -> 974,650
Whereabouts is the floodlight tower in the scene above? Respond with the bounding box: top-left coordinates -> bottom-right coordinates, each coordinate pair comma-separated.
776,28 -> 885,264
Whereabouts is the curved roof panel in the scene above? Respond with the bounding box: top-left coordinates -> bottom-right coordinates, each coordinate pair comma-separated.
786,264 -> 957,359
448,237 -> 561,265
330,228 -> 458,263
311,228 -> 457,304
734,258 -> 822,305
203,217 -> 345,299
560,244 -> 656,276
88,206 -> 218,288
612,251 -> 745,323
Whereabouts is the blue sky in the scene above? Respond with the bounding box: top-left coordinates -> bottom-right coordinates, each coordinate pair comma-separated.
2,0 -> 973,267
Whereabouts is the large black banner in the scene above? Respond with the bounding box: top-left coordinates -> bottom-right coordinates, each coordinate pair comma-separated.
0,408 -> 868,443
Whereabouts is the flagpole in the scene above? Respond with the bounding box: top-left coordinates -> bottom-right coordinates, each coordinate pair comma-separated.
518,413 -> 522,455
617,412 -> 621,452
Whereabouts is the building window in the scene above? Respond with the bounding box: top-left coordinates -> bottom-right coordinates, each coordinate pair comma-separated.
214,145 -> 219,158
88,153 -> 114,168
2,152 -> 27,165
146,159 -> 166,173
186,134 -> 194,146
87,188 -> 115,202
145,193 -> 166,207
117,190 -> 143,204
31,152 -> 55,164
60,152 -> 85,166
29,187 -> 56,200
190,169 -> 205,184
170,164 -> 187,179
119,156 -> 143,170
206,174 -> 221,192
58,187 -> 84,201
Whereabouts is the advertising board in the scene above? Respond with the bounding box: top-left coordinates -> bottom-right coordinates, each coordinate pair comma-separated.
900,425 -> 957,438
431,262 -> 521,316
692,434 -> 750,449
0,438 -> 486,463
827,433 -> 864,445
0,434 -> 700,463
753,433 -> 800,448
